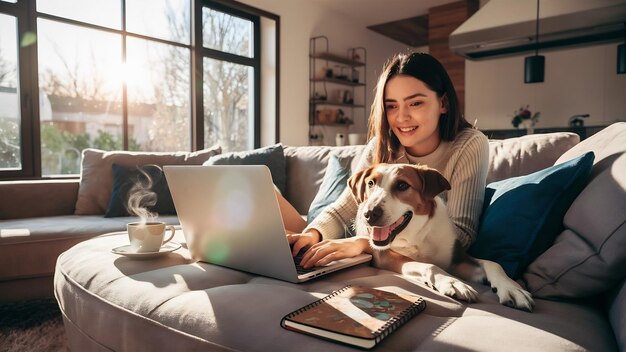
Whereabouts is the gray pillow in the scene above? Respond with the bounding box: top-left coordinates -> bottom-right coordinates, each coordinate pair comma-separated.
203,144 -> 287,195
523,122 -> 626,299
75,146 -> 221,215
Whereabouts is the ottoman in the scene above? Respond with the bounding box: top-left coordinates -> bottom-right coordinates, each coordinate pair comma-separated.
54,231 -> 616,351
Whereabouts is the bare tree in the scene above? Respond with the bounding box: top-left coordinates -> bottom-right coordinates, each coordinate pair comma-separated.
202,9 -> 250,151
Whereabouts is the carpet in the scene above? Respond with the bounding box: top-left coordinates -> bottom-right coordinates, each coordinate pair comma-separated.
0,298 -> 68,352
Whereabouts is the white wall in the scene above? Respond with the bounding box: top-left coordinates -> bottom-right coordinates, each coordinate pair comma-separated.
239,0 -> 408,146
243,0 -> 626,145
466,43 -> 626,130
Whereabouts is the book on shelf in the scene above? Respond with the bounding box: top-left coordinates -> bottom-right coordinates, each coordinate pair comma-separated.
280,285 -> 426,349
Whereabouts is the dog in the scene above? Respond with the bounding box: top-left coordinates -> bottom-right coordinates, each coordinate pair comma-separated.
348,163 -> 534,312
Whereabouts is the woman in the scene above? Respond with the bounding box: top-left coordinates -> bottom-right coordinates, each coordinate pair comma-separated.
285,52 -> 489,269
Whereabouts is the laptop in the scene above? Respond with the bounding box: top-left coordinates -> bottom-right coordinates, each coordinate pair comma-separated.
163,165 -> 371,283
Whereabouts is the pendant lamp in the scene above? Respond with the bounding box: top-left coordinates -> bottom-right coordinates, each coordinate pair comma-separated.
618,23 -> 625,74
525,0 -> 544,83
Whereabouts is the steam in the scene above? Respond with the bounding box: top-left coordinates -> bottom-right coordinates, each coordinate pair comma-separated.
126,165 -> 161,223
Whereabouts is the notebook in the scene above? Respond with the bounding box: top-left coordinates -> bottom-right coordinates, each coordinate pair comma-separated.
163,165 -> 371,283
281,285 -> 426,349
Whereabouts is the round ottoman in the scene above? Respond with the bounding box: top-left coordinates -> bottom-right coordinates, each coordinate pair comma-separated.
54,231 -> 616,351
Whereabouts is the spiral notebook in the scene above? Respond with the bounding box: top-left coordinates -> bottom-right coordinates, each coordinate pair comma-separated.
281,285 -> 426,349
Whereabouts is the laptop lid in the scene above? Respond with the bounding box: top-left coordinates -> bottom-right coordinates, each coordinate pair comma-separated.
164,165 -> 370,283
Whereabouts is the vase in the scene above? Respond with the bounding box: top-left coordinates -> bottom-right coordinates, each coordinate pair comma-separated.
521,120 -> 535,134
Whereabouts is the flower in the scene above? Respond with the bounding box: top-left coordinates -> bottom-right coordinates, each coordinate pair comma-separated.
511,105 -> 540,128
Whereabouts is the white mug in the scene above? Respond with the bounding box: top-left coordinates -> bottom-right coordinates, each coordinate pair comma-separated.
127,221 -> 176,253
348,133 -> 366,145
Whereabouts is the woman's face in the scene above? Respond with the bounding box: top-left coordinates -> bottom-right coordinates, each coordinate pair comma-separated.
384,75 -> 446,157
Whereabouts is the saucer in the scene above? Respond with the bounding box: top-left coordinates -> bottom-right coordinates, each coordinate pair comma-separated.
111,242 -> 182,259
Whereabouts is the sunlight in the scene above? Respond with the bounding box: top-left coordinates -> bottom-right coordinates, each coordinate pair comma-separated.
106,61 -> 143,91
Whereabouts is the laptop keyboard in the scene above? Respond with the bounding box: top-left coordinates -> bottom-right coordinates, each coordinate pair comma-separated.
291,247 -> 317,274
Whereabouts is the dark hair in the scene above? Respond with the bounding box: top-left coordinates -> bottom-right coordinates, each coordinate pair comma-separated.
367,52 -> 472,164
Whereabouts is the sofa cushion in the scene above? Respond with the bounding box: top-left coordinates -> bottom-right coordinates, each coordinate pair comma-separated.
524,122 -> 626,299
487,132 -> 580,183
203,144 -> 287,195
470,152 -> 594,279
307,153 -> 352,225
284,145 -> 365,215
75,147 -> 221,215
105,164 -> 176,218
0,215 -> 179,282
54,231 -> 619,351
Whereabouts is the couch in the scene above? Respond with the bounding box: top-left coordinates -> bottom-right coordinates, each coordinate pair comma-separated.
3,124 -> 626,351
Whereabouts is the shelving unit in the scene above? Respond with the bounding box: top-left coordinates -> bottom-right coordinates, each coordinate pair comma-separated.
309,36 -> 367,146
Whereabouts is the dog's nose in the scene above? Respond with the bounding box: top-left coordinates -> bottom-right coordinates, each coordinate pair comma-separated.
364,206 -> 382,225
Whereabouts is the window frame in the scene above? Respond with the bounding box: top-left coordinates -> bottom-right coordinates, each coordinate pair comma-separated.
0,0 -> 278,180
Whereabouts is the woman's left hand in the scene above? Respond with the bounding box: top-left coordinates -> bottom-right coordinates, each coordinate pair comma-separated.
299,237 -> 370,268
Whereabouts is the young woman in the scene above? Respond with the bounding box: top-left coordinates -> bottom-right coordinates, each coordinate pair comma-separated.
285,52 -> 489,269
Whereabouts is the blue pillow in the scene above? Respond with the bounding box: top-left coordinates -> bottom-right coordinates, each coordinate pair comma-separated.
203,144 -> 287,195
307,154 -> 352,225
105,164 -> 176,217
469,152 -> 594,279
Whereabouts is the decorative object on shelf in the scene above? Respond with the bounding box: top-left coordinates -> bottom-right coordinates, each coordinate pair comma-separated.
335,133 -> 346,146
348,133 -> 367,145
511,105 -> 540,134
525,0 -> 545,83
569,114 -> 590,127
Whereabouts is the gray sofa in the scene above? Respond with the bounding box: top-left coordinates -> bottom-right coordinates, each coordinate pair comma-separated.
3,124 -> 626,351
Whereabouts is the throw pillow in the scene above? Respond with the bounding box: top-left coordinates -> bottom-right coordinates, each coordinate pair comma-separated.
74,146 -> 221,215
487,132 -> 580,184
469,151 -> 594,279
203,144 -> 287,195
104,164 -> 176,218
523,122 -> 626,299
307,154 -> 352,225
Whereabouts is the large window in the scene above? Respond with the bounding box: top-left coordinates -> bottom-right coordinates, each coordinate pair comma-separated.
0,0 -> 276,179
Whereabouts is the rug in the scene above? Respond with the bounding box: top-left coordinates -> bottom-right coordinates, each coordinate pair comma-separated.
0,299 -> 68,352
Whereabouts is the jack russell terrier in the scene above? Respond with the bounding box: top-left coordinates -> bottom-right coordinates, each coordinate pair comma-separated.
349,163 -> 534,311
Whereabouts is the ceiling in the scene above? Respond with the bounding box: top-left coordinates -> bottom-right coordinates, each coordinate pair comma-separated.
307,0 -> 458,26
306,0 -> 460,46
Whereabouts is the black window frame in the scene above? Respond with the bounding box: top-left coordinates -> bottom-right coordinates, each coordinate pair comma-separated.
0,0 -> 278,180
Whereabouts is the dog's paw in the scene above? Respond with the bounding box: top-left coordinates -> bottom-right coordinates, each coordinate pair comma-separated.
493,281 -> 535,312
431,274 -> 478,302
403,262 -> 478,302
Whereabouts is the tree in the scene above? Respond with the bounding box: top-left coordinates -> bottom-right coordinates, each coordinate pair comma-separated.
202,9 -> 250,152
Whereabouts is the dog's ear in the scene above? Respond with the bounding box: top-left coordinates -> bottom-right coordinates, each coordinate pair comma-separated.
348,166 -> 374,204
416,166 -> 450,199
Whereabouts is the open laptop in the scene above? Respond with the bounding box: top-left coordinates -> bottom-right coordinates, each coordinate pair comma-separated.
163,165 -> 371,283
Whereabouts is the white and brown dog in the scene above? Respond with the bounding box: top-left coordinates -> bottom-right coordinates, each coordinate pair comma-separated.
349,163 -> 534,311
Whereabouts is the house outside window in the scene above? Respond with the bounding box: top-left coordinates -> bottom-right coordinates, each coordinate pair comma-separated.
0,0 -> 275,178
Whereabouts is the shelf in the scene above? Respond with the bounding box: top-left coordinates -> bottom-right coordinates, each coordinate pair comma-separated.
311,78 -> 365,86
310,100 -> 365,108
310,53 -> 365,67
311,121 -> 353,127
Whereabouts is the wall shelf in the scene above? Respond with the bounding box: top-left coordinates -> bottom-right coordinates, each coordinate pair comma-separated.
309,36 -> 367,146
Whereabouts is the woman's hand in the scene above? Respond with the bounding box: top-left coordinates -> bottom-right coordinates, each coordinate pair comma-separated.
286,229 -> 322,257
298,237 -> 371,269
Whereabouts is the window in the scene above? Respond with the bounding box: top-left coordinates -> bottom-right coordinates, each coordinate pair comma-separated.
0,0 -> 277,179
0,13 -> 20,170
201,3 -> 259,152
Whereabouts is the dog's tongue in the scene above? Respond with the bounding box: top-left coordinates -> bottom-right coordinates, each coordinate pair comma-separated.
372,215 -> 405,242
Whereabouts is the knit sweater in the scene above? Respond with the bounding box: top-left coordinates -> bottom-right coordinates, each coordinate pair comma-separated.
305,127 -> 490,249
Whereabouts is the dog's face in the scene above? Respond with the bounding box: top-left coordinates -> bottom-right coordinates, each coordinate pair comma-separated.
348,163 -> 450,249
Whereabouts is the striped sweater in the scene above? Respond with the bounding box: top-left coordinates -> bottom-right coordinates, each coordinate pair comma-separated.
305,127 -> 490,249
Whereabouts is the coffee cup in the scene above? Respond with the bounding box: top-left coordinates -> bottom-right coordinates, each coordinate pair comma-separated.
127,221 -> 176,253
